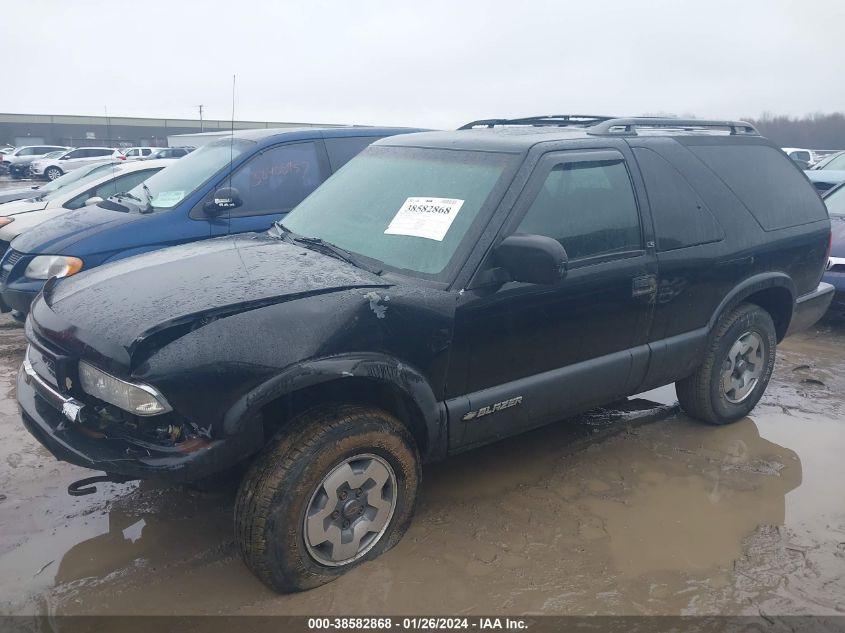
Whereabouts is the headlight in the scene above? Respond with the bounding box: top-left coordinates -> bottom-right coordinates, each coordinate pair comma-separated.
78,361 -> 172,416
0,217 -> 13,227
24,255 -> 84,280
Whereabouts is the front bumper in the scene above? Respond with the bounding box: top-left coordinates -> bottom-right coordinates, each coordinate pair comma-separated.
8,163 -> 30,177
18,356 -> 263,482
0,286 -> 39,315
822,269 -> 845,311
786,282 -> 835,336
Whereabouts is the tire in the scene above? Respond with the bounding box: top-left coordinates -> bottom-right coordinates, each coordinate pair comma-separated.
676,303 -> 777,425
45,166 -> 63,180
235,404 -> 420,593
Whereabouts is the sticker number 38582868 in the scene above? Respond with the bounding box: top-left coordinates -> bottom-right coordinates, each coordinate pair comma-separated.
384,197 -> 465,241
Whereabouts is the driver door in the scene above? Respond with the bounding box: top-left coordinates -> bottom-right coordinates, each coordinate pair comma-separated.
449,149 -> 657,449
191,141 -> 330,237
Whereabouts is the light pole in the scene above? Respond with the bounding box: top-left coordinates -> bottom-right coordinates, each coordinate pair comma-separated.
197,104 -> 204,132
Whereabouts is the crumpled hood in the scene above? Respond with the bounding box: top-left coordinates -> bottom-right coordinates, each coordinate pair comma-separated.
42,232 -> 389,351
12,204 -> 145,254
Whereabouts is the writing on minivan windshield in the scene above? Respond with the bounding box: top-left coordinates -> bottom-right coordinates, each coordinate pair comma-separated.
123,138 -> 255,209
282,146 -> 516,277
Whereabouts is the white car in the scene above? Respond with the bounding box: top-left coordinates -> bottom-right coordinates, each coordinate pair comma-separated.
29,147 -> 124,181
1,144 -> 68,168
120,146 -> 158,160
0,159 -> 175,251
3,145 -> 70,177
782,147 -> 814,168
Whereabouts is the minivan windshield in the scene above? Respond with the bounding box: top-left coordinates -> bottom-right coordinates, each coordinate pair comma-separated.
123,137 -> 254,209
825,185 -> 845,217
281,146 -> 517,278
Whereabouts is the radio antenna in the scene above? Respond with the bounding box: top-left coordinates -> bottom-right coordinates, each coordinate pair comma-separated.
228,75 -> 235,188
227,74 -> 236,230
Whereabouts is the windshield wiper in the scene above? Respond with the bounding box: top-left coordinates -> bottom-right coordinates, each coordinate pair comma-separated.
140,183 -> 154,214
273,222 -> 382,274
112,191 -> 142,202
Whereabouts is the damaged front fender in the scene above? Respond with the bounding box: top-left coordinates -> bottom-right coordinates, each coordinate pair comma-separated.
222,353 -> 447,462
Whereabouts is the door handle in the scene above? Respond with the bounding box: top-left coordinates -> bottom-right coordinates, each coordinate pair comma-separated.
632,274 -> 657,298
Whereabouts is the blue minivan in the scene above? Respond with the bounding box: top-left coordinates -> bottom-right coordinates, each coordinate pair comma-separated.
0,126 -> 422,316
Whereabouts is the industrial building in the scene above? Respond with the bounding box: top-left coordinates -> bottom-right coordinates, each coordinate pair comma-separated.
0,112 -> 338,149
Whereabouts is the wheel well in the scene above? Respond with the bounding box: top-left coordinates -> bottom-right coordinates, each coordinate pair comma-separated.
743,286 -> 793,341
259,377 -> 429,455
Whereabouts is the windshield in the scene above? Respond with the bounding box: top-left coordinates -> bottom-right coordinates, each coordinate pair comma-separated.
123,137 -> 254,209
818,153 -> 845,171
282,146 -> 517,278
40,150 -> 64,160
825,186 -> 845,217
38,161 -> 119,196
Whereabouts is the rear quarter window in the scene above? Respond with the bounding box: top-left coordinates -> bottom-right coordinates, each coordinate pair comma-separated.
634,147 -> 724,251
688,143 -> 826,230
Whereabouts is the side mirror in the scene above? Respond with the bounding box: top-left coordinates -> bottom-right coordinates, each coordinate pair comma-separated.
84,196 -> 103,206
203,186 -> 242,217
493,234 -> 568,285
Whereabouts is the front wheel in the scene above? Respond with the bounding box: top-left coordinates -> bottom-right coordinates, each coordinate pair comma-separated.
45,166 -> 63,180
235,405 -> 420,593
676,303 -> 777,425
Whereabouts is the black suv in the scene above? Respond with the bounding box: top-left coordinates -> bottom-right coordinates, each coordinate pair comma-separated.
17,116 -> 833,593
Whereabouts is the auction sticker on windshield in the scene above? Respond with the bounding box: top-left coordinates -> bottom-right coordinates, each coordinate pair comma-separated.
150,191 -> 185,207
384,197 -> 465,241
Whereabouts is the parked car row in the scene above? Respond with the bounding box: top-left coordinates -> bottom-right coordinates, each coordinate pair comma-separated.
6,118 -> 835,596
0,144 -> 194,179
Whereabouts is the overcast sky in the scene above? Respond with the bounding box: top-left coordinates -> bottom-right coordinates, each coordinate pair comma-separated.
3,0 -> 843,129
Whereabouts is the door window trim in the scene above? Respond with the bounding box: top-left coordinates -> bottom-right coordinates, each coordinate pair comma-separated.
188,139 -> 330,220
502,149 -> 646,268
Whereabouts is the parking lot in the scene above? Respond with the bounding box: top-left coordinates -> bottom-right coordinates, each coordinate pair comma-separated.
0,299 -> 843,616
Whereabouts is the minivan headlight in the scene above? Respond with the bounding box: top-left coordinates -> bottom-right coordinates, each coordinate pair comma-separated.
24,255 -> 83,280
78,361 -> 172,416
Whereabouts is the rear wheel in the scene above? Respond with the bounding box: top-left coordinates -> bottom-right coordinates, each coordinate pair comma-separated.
235,405 -> 420,593
45,166 -> 62,180
676,303 -> 777,425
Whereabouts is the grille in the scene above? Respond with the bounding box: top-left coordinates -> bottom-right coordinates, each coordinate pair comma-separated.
29,346 -> 59,388
0,250 -> 23,285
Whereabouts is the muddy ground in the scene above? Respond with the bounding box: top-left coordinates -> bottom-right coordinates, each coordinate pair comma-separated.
0,312 -> 843,618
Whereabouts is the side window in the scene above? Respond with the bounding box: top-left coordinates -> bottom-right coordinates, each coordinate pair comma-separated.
516,157 -> 641,260
224,141 -> 325,216
65,149 -> 85,159
689,143 -> 826,230
92,148 -> 113,157
633,148 -> 724,251
141,148 -> 152,156
125,149 -> 138,157
65,169 -> 160,209
325,137 -> 381,171
19,148 -> 37,156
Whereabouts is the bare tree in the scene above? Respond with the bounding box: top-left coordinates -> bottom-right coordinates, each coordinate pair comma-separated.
744,113 -> 845,150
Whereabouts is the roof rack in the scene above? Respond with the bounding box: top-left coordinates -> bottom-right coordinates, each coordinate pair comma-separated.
586,117 -> 759,136
458,115 -> 617,130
